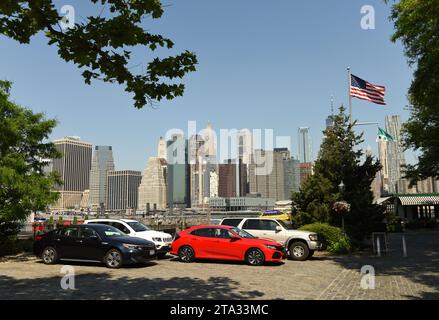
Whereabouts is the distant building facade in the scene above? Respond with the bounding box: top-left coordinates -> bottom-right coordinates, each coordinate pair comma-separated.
88,146 -> 114,211
51,137 -> 92,210
167,134 -> 191,208
138,157 -> 167,210
298,127 -> 312,163
107,170 -> 142,212
218,159 -> 248,198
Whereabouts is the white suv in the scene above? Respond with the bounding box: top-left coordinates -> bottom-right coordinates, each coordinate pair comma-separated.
84,219 -> 173,258
220,218 -> 326,261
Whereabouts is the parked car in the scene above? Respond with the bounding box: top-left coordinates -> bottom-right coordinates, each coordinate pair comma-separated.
220,218 -> 326,261
33,224 -> 157,268
171,225 -> 285,266
84,219 -> 172,258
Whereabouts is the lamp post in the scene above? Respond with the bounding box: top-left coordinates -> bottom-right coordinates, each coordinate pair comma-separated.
338,180 -> 346,235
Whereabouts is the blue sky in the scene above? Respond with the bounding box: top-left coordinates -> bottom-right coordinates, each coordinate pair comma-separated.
0,0 -> 414,171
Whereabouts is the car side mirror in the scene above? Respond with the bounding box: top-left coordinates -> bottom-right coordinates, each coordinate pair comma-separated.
275,226 -> 282,232
230,235 -> 241,241
89,235 -> 99,241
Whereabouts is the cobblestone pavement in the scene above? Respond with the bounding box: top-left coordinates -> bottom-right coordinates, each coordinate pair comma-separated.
0,231 -> 438,300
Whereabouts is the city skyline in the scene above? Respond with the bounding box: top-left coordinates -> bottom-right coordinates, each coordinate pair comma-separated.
0,0 -> 414,172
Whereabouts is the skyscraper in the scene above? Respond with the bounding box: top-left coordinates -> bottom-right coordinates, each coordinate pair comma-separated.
157,136 -> 167,160
275,148 -> 300,198
107,170 -> 142,212
51,136 -> 92,210
138,157 -> 167,210
88,146 -> 115,211
249,150 -> 285,201
385,115 -> 406,194
167,134 -> 191,208
298,127 -> 312,163
218,159 -> 247,198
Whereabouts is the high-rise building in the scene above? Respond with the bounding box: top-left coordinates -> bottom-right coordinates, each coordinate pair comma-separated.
218,159 -> 247,198
167,134 -> 191,208
88,146 -> 114,211
138,157 -> 167,210
51,137 -> 92,210
188,134 -> 205,208
249,150 -> 285,201
275,148 -> 300,198
157,136 -> 167,160
237,129 -> 253,166
298,127 -> 312,163
299,162 -> 313,185
107,170 -> 142,212
382,115 -> 406,194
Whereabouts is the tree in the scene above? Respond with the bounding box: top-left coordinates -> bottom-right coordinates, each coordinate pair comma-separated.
0,80 -> 61,244
0,0 -> 197,109
386,0 -> 439,182
292,106 -> 384,244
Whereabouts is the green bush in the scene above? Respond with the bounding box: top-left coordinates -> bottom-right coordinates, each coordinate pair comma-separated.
299,222 -> 351,254
72,216 -> 78,225
0,237 -> 34,256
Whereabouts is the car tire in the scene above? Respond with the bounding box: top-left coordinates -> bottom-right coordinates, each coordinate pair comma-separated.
289,241 -> 309,261
308,250 -> 315,258
178,246 -> 195,263
104,249 -> 123,268
245,248 -> 265,266
42,246 -> 58,265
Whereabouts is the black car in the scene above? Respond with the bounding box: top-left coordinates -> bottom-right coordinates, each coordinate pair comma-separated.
33,224 -> 157,268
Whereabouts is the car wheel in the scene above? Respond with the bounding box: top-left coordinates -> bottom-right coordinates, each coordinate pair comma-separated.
42,246 -> 58,264
104,249 -> 123,268
289,242 -> 309,261
246,248 -> 265,266
178,246 -> 195,263
308,250 -> 315,258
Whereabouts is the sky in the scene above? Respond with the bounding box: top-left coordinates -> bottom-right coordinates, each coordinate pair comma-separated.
0,0 -> 415,171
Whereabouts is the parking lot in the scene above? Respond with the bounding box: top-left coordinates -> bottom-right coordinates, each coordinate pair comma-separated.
1,231 -> 438,300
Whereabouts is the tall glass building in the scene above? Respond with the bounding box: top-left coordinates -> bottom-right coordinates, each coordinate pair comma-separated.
167,134 -> 190,208
88,146 -> 115,211
298,127 -> 312,163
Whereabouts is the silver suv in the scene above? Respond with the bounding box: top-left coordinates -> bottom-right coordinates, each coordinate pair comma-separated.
220,218 -> 326,260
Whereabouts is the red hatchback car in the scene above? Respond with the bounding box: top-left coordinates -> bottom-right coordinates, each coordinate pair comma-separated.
171,225 -> 285,266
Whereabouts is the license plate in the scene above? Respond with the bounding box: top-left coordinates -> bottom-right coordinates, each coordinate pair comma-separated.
149,250 -> 155,256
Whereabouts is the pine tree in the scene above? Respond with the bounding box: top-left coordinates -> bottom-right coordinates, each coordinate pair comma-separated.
292,106 -> 384,244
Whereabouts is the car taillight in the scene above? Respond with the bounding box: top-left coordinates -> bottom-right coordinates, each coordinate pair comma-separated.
35,235 -> 43,241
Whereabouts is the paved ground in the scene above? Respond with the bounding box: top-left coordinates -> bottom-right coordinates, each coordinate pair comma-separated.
0,231 -> 438,300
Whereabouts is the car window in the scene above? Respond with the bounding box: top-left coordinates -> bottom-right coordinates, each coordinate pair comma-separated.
242,219 -> 262,230
231,227 -> 255,239
214,228 -> 232,239
110,222 -> 131,234
191,228 -> 215,238
221,219 -> 243,227
79,227 -> 99,239
260,220 -> 279,231
60,227 -> 79,237
126,221 -> 150,232
96,225 -> 126,238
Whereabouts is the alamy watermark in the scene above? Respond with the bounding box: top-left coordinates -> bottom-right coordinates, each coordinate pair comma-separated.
361,5 -> 375,30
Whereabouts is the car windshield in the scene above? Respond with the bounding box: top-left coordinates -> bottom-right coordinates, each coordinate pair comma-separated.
126,221 -> 150,232
231,227 -> 255,239
277,220 -> 294,230
98,225 -> 126,238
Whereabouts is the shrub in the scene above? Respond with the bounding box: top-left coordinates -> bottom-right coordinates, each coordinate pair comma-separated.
299,222 -> 351,254
72,216 -> 78,225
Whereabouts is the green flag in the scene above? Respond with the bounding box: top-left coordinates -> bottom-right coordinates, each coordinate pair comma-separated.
377,127 -> 394,142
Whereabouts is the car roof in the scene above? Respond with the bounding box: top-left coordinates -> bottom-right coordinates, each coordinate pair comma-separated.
190,225 -> 233,230
86,218 -> 137,223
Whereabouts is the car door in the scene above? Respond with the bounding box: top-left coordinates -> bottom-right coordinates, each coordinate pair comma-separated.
76,226 -> 105,261
55,226 -> 80,259
258,220 -> 282,242
188,228 -> 217,258
110,222 -> 132,235
211,228 -> 242,260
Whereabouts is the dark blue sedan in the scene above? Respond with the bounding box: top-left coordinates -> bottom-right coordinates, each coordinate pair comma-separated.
33,224 -> 157,268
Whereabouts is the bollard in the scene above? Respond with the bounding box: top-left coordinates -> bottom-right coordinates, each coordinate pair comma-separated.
376,236 -> 381,257
402,235 -> 407,257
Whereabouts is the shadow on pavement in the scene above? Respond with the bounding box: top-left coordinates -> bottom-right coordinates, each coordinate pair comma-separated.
0,273 -> 265,300
329,231 -> 439,299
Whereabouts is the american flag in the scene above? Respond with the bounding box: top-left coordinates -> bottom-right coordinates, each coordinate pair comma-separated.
350,74 -> 386,105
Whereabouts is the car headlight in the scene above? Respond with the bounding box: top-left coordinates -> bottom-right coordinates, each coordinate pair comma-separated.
122,243 -> 141,250
309,234 -> 318,241
152,237 -> 162,242
264,244 -> 277,250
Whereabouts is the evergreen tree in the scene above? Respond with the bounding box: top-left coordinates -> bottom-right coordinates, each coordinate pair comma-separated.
292,106 -> 384,243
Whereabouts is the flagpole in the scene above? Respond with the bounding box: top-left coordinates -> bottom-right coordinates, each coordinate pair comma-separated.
348,67 -> 352,124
